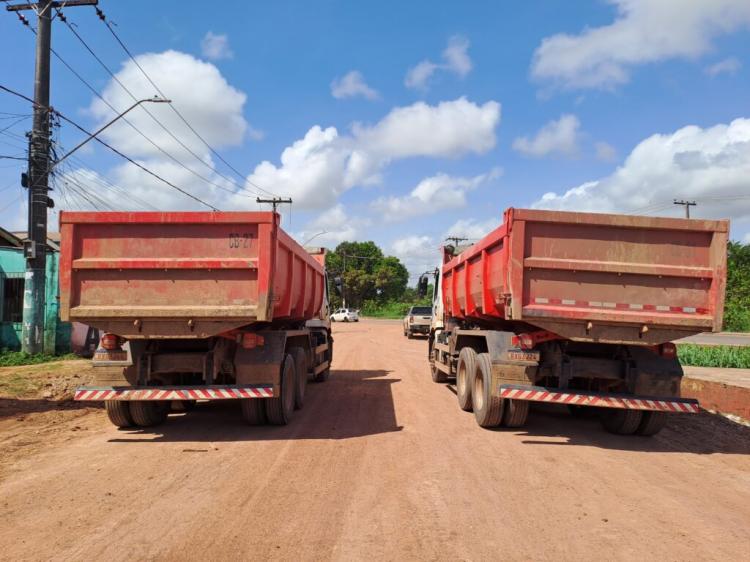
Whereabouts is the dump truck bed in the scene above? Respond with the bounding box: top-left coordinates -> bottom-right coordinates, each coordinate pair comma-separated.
442,208 -> 728,345
59,211 -> 325,339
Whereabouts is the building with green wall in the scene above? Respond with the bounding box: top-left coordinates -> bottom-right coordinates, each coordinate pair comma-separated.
0,227 -> 70,353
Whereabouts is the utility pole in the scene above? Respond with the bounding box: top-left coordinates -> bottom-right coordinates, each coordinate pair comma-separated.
6,0 -> 98,354
445,236 -> 469,246
256,197 -> 293,214
673,199 -> 696,219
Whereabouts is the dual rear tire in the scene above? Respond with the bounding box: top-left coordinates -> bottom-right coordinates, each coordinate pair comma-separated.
105,400 -> 168,428
600,409 -> 668,436
242,352 -> 300,426
456,348 -> 530,429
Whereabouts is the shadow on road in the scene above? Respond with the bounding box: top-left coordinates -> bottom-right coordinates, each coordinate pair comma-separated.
514,403 -> 750,455
440,385 -> 750,455
108,369 -> 403,443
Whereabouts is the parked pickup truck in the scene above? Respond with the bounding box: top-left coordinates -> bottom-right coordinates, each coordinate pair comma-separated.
423,208 -> 728,436
59,211 -> 333,429
403,306 -> 432,338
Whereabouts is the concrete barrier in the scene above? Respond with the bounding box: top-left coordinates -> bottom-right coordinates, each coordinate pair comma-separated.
682,366 -> 750,421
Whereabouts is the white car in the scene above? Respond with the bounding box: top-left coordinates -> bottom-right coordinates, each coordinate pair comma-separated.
331,308 -> 359,322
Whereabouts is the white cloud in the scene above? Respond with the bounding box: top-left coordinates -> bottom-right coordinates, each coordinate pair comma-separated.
442,35 -> 473,77
443,217 -> 500,241
595,141 -> 617,162
405,35 -> 473,90
331,71 -> 379,100
705,57 -> 742,77
246,97 -> 501,209
405,61 -> 440,90
371,168 -> 501,221
296,204 -> 362,246
513,114 -> 581,157
391,235 -> 440,282
78,50 -> 264,211
743,232 -> 750,244
531,118 -> 750,222
89,50 -> 248,161
200,31 -> 233,61
531,0 -> 750,90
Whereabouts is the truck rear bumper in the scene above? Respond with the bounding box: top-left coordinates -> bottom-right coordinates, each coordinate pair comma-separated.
499,384 -> 700,413
74,384 -> 274,401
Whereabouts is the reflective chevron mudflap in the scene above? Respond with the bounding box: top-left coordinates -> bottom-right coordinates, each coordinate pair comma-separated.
74,385 -> 274,401
498,384 -> 700,413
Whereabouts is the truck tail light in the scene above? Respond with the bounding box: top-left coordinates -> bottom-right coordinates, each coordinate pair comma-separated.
242,333 -> 265,349
512,333 -> 535,350
101,333 -> 122,351
659,342 -> 677,359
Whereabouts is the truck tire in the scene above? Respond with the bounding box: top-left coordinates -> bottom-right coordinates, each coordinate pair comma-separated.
601,409 -> 642,435
265,354 -> 296,425
241,399 -> 266,425
291,347 -> 308,410
636,411 -> 668,436
407,330 -> 413,339
456,347 -> 476,412
105,401 -> 134,428
473,353 -> 504,428
502,399 -> 529,428
130,401 -> 169,427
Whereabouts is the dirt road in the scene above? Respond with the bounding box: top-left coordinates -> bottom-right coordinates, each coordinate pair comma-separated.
2,320 -> 750,561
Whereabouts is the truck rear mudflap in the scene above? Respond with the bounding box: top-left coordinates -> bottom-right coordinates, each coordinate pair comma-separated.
499,384 -> 700,413
74,384 -> 274,401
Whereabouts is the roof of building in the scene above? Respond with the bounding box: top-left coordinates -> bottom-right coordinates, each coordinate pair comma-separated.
11,231 -> 60,251
0,226 -> 23,248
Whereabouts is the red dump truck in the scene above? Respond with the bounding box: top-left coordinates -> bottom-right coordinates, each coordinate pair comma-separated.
59,211 -> 333,428
425,208 -> 728,436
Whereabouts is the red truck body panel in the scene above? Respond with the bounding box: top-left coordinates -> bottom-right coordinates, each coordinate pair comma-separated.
59,211 -> 325,338
442,208 -> 728,345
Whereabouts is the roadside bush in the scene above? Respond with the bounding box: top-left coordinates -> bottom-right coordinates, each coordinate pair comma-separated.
0,349 -> 76,367
677,344 -> 750,369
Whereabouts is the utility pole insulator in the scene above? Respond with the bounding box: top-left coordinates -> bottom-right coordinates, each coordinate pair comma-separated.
256,197 -> 292,215
673,199 -> 697,219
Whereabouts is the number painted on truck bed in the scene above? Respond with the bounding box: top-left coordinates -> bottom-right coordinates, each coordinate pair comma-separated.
229,233 -> 253,248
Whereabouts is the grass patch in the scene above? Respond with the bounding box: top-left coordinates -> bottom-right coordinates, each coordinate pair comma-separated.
678,344 -> 750,369
0,350 -> 77,368
0,371 -> 43,397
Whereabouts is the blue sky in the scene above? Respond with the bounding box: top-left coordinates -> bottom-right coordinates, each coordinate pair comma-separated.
1,0 -> 749,280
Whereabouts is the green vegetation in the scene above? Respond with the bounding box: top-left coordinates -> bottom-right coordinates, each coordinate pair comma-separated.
0,349 -> 77,368
724,241 -> 750,332
326,241 -> 411,312
677,344 -> 750,369
0,371 -> 43,397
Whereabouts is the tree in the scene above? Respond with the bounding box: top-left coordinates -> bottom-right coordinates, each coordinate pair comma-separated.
724,241 -> 750,331
326,241 -> 408,309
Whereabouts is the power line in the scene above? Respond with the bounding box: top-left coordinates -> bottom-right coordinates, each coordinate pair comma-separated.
0,83 -> 217,210
94,7 -> 276,198
57,7 -> 269,200
13,13 -> 254,202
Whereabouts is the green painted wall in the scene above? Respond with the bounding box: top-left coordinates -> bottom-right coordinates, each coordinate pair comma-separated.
0,247 -> 70,354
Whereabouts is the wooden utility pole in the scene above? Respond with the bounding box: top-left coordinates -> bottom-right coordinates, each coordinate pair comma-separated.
6,0 -> 98,353
673,199 -> 696,219
256,197 -> 292,214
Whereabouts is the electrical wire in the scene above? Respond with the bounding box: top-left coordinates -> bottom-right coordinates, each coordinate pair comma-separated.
94,7 -> 277,198
0,83 -> 218,210
57,8 -> 267,199
13,14 -> 252,202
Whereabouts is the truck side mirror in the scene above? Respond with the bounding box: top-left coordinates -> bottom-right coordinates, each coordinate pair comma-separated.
333,276 -> 343,296
417,274 -> 429,297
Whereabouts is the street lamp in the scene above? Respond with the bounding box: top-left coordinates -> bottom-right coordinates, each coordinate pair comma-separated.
303,230 -> 328,245
51,96 -> 170,171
